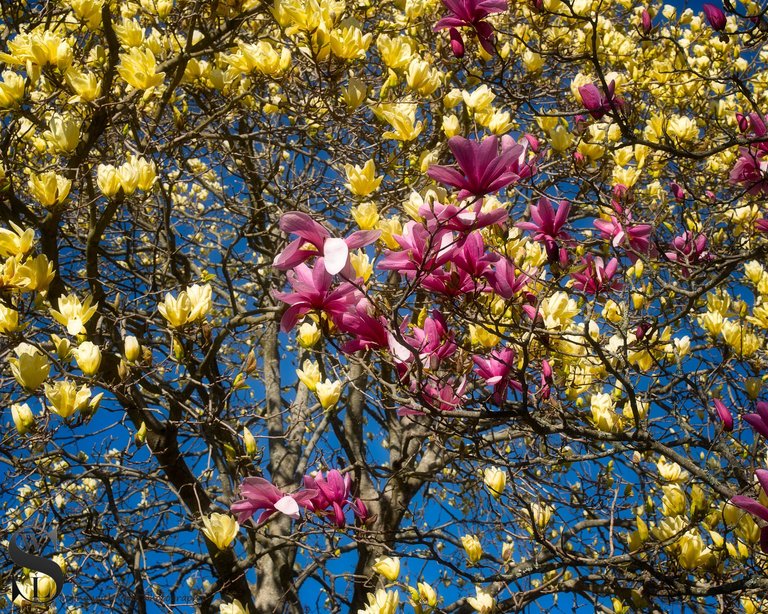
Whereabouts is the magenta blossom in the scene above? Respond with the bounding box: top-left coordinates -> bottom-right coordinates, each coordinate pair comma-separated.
230,477 -> 317,525
540,359 -> 553,400
452,231 -> 499,278
304,469 -> 352,528
730,148 -> 768,196
473,347 -> 519,403
422,265 -> 485,296
273,259 -> 361,332
641,9 -> 652,34
578,80 -> 624,120
419,200 -> 507,232
713,398 -> 734,431
337,302 -> 390,353
434,0 -> 508,55
664,232 -> 712,278
756,219 -> 768,233
730,469 -> 768,552
570,255 -> 620,295
400,376 -> 468,415
500,134 -> 538,180
273,211 -> 380,276
378,221 -> 457,277
593,216 -> 653,258
745,401 -> 768,439
485,258 -> 531,299
388,311 -> 457,370
351,498 -> 376,526
427,136 -> 522,200
517,197 -> 571,262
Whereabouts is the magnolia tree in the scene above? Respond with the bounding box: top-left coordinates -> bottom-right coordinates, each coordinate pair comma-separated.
2,0 -> 768,612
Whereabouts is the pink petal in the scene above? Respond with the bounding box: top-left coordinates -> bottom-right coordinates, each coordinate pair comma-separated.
731,495 -> 768,522
274,495 -> 301,519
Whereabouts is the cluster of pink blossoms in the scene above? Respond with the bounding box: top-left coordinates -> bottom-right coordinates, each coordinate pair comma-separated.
231,470 -> 371,529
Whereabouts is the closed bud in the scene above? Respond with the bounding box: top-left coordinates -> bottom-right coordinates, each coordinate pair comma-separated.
136,421 -> 147,446
11,402 -> 35,435
124,335 -> 141,362
243,426 -> 258,456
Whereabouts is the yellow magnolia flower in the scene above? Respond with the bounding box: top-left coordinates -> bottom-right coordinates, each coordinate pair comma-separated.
124,335 -> 141,362
47,113 -> 80,153
117,48 -> 165,90
227,41 -> 291,76
50,293 -> 98,335
28,171 -> 71,207
657,457 -> 689,483
65,68 -> 101,103
51,334 -> 72,361
296,359 -> 322,391
187,283 -> 213,321
11,402 -> 35,435
352,202 -> 380,230
591,392 -> 622,433
97,164 -> 121,197
350,251 -> 373,282
44,380 -> 91,418
526,502 -> 553,533
118,160 -> 140,195
416,582 -> 437,608
483,467 -> 506,498
461,534 -> 483,564
315,379 -> 342,410
377,34 -> 413,69
677,530 -> 711,570
0,70 -> 25,108
372,556 -> 400,582
219,599 -> 248,614
405,58 -> 441,96
375,102 -> 423,142
467,587 -> 495,613
377,216 -> 402,249
74,341 -> 102,375
17,254 -> 55,292
538,291 -> 579,330
330,19 -> 372,60
243,426 -> 258,456
344,160 -> 382,197
0,222 -> 34,257
158,290 -> 192,327
443,113 -> 461,137
9,343 -> 50,390
201,513 -> 239,550
0,304 -> 22,334
661,484 -> 687,517
342,76 -> 367,109
462,85 -> 495,112
360,589 -> 399,614
297,321 -> 321,347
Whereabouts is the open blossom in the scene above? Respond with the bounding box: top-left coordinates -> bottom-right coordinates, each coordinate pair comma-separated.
730,469 -> 768,552
570,255 -> 621,294
337,302 -> 389,353
303,469 -> 352,527
378,221 -> 456,277
272,259 -> 361,332
593,216 -> 652,258
473,346 -> 519,403
418,200 -> 507,232
230,477 -> 317,525
427,136 -> 521,200
730,148 -> 768,195
578,80 -> 624,120
273,211 -> 380,277
434,0 -> 508,56
664,232 -> 712,278
517,197 -> 571,262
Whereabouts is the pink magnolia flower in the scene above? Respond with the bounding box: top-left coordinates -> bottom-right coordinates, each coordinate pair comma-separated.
578,80 -> 624,120
422,265 -> 483,296
452,232 -> 499,277
378,221 -> 457,276
337,303 -> 389,353
230,477 -> 317,524
303,469 -> 352,528
501,134 -> 538,180
730,469 -> 768,552
388,311 -> 457,369
419,200 -> 507,232
351,498 -> 376,526
745,401 -> 768,439
713,398 -> 734,431
434,0 -> 508,55
756,219 -> 768,233
273,260 -> 361,332
664,232 -> 711,278
273,211 -> 380,276
485,258 -> 531,299
702,3 -> 727,31
570,255 -> 621,295
641,9 -> 652,34
540,359 -> 553,400
427,136 -> 521,200
730,148 -> 768,195
473,347 -> 519,403
593,216 -> 653,258
400,376 -> 468,414
517,197 -> 571,261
